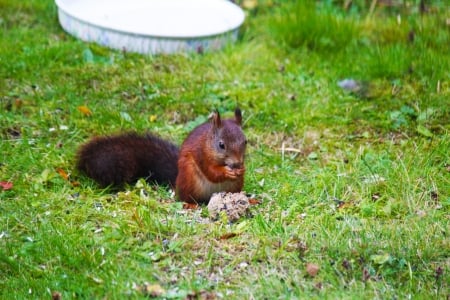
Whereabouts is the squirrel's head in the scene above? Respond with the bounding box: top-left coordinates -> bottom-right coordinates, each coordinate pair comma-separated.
209,108 -> 247,170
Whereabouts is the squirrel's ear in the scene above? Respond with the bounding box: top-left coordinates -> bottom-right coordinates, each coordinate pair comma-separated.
234,108 -> 242,126
210,110 -> 222,129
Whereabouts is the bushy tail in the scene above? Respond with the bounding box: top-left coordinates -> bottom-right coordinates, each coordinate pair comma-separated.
76,132 -> 179,188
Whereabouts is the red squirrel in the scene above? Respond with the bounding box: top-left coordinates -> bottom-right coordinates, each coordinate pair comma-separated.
76,109 -> 246,204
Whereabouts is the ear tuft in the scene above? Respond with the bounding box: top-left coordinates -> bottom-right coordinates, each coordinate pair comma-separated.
210,110 -> 222,129
234,108 -> 242,126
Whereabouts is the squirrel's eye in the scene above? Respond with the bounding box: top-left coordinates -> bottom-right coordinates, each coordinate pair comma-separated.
219,141 -> 225,150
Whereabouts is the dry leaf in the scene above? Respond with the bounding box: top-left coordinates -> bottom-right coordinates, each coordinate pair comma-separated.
249,198 -> 261,205
306,262 -> 320,277
0,181 -> 13,191
242,0 -> 258,10
136,283 -> 165,297
219,232 -> 238,240
337,201 -> 354,210
14,98 -> 23,109
56,168 -> 69,181
183,203 -> 199,210
77,105 -> 92,116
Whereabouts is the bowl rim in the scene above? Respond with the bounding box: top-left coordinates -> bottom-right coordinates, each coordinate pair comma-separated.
54,0 -> 246,39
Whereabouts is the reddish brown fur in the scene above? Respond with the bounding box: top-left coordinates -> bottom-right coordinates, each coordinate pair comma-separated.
76,109 -> 247,204
176,109 -> 246,203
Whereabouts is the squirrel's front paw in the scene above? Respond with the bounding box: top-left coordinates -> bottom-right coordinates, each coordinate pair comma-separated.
224,166 -> 245,179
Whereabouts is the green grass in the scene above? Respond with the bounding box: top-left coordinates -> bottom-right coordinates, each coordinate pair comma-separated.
1,0 -> 449,298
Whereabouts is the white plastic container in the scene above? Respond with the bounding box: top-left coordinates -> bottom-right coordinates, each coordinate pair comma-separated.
55,0 -> 245,54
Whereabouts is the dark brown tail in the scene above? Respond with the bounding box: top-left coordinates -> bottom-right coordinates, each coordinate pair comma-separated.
76,132 -> 179,188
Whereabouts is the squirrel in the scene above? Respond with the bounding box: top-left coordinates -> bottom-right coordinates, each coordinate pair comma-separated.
76,109 -> 247,204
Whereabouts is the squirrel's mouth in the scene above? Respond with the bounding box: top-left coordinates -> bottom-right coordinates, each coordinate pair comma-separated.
225,162 -> 244,170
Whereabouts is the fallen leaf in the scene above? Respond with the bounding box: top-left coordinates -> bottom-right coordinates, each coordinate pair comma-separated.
306,262 -> 320,277
219,232 -> 238,240
135,283 -> 165,297
0,181 -> 13,191
56,168 -> 69,181
183,203 -> 199,210
249,198 -> 261,205
242,0 -> 258,10
77,105 -> 92,116
14,98 -> 23,109
337,201 -> 354,210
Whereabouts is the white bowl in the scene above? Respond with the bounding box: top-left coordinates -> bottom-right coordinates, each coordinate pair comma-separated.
55,0 -> 245,54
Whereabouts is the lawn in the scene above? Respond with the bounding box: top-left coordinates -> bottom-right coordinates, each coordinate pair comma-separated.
1,0 -> 449,299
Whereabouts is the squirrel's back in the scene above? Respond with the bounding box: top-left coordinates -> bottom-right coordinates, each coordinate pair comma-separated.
76,132 -> 179,188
